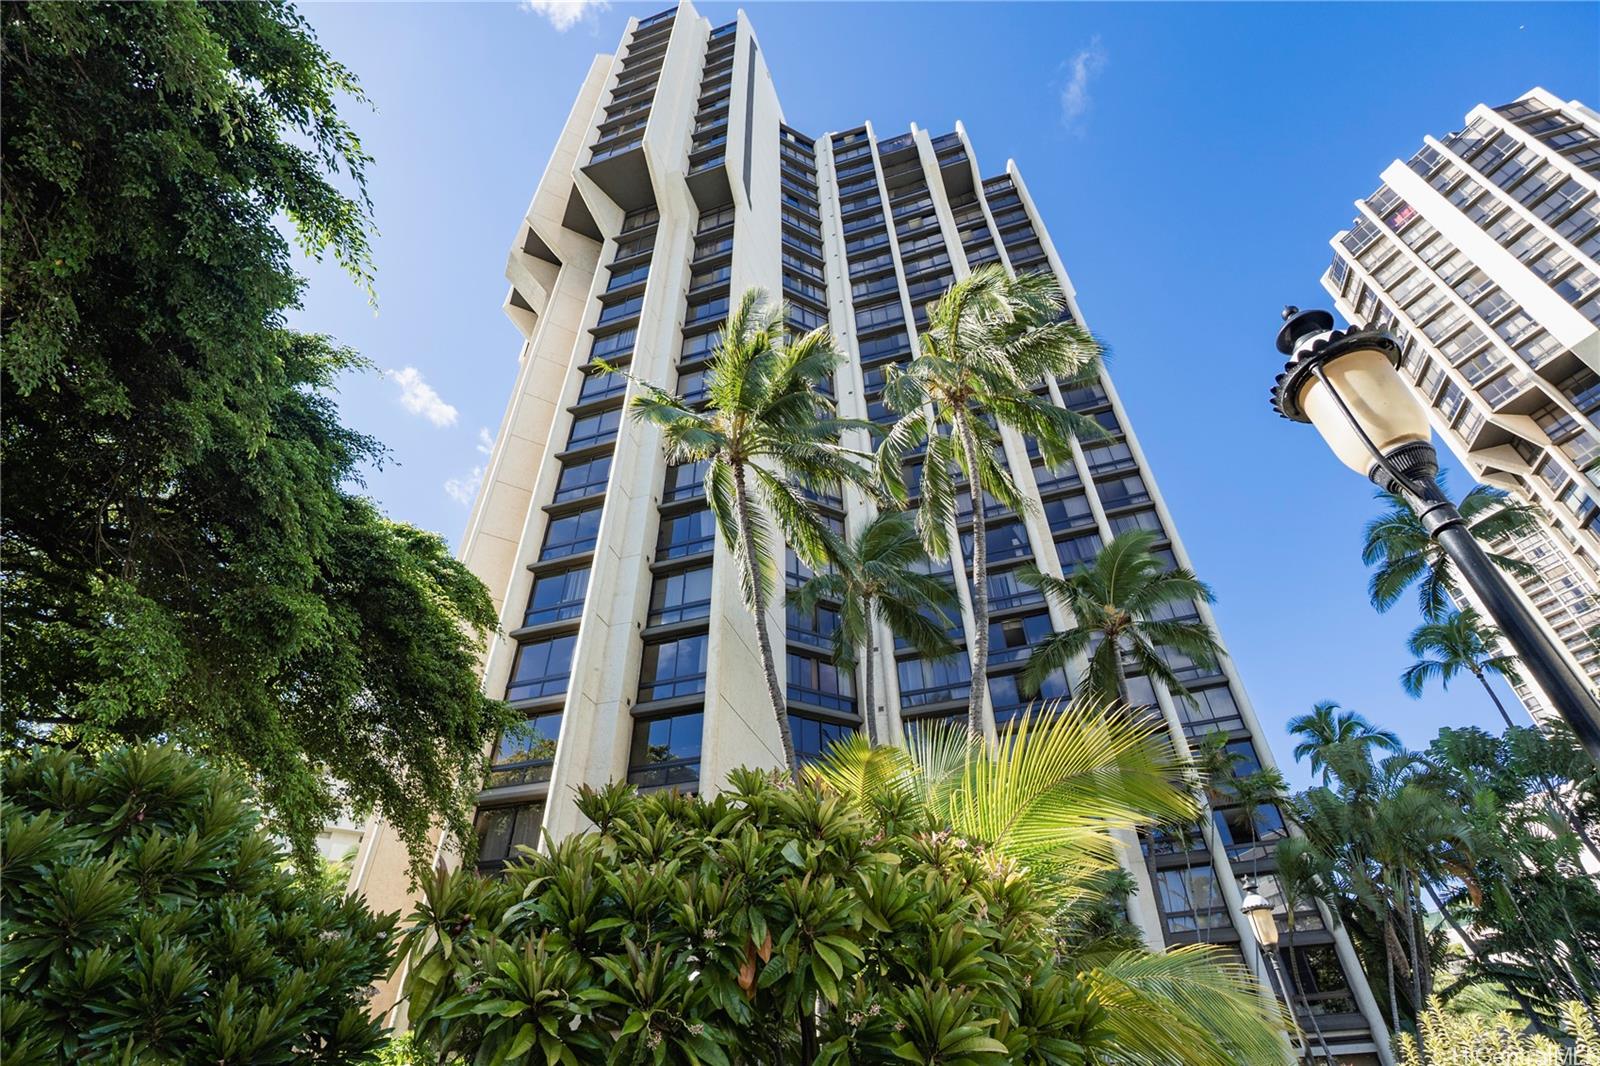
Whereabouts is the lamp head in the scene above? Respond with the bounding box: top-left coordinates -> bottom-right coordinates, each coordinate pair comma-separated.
1238,880 -> 1279,949
1269,307 -> 1434,489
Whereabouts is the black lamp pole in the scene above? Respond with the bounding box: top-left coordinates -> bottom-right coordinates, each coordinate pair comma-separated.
1273,308 -> 1600,768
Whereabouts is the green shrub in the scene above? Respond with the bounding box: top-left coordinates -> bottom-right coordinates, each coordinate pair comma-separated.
398,713 -> 1287,1066
1397,998 -> 1597,1064
1,744 -> 397,1064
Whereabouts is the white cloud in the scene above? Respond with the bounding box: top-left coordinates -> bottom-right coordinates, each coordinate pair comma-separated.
390,366 -> 458,428
445,466 -> 484,506
445,428 -> 495,506
1060,36 -> 1108,127
519,0 -> 608,32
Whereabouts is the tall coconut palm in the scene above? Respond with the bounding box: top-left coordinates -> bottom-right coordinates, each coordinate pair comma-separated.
1180,729 -> 1250,943
1273,836 -> 1342,1066
1287,701 -> 1403,785
1018,528 -> 1224,706
810,699 -> 1295,1065
1362,484 -> 1537,621
790,510 -> 959,746
622,288 -> 873,774
1401,607 -> 1522,726
876,266 -> 1102,739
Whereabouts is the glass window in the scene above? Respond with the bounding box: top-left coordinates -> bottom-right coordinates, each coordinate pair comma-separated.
990,669 -> 1069,724
597,294 -> 644,325
1083,441 -> 1135,473
687,294 -> 730,325
486,716 -> 562,787
898,654 -> 971,707
1055,531 -> 1103,572
1154,867 -> 1231,933
577,370 -> 627,405
1178,685 -> 1242,730
961,521 -> 1032,564
787,651 -> 854,711
628,713 -> 702,789
790,715 -> 855,764
1043,493 -> 1095,533
988,612 -> 1054,667
540,506 -> 602,560
506,635 -> 577,701
553,454 -> 612,503
523,567 -> 590,627
975,567 -> 1039,611
1097,474 -> 1150,510
567,408 -> 621,450
638,634 -> 709,701
648,567 -> 713,626
787,600 -> 842,650
663,461 -> 708,502
658,509 -> 715,559
590,328 -> 636,364
697,205 -> 736,232
475,801 -> 545,869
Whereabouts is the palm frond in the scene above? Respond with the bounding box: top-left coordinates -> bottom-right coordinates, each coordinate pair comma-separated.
1082,946 -> 1294,1066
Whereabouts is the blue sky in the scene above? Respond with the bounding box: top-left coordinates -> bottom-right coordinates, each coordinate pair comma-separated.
287,1 -> 1600,787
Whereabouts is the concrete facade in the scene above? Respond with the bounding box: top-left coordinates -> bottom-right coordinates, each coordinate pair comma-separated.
349,5 -> 1392,1058
1321,87 -> 1600,723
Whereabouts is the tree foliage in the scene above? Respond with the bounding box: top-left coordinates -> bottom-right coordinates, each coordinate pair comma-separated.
399,703 -> 1292,1065
1019,529 -> 1222,705
0,743 -> 397,1064
618,287 -> 873,774
1283,705 -> 1600,1037
876,266 -> 1102,737
1395,998 -> 1596,1066
1,0 -> 513,865
1361,484 -> 1536,621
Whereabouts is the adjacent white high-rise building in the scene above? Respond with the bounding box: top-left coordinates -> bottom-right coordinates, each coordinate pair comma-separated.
351,4 -> 1391,1057
1321,87 -> 1600,722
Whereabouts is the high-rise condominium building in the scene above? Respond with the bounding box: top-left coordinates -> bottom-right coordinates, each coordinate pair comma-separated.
1320,87 -> 1600,722
351,4 -> 1390,1057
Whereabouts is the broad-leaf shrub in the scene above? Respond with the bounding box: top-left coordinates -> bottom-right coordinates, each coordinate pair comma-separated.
1,744 -> 397,1064
399,749 -> 1277,1065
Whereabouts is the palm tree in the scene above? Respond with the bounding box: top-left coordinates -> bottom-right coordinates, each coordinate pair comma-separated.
1182,729 -> 1249,943
790,510 -> 959,745
876,266 -> 1101,739
1273,836 -> 1342,1066
1287,701 -> 1403,785
1018,528 -> 1224,705
810,699 -> 1295,1065
1401,608 -> 1522,727
622,288 -> 872,774
1362,484 -> 1536,621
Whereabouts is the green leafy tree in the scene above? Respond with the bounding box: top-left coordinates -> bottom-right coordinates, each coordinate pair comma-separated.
876,266 -> 1102,738
0,743 -> 397,1064
1404,610 -> 1600,860
399,702 -> 1294,1065
1019,529 -> 1223,705
791,510 -> 959,745
618,288 -> 872,774
1417,726 -> 1600,1026
1362,485 -> 1536,621
1282,705 -> 1600,1038
1,0 -> 512,866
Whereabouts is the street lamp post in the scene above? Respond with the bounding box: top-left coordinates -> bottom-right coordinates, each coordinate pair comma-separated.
1240,882 -> 1333,1066
1270,307 -> 1600,767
